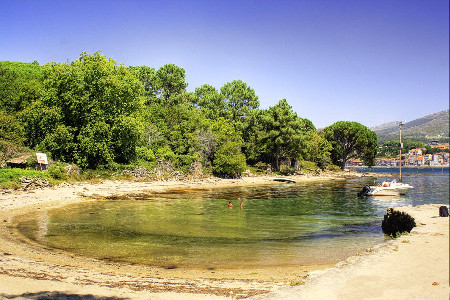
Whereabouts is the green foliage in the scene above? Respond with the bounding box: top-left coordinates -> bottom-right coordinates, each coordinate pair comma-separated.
111,116 -> 140,163
0,111 -> 25,166
38,125 -> 76,162
255,99 -> 315,171
299,161 -> 319,173
129,65 -> 157,101
47,163 -> 69,180
302,132 -> 332,168
26,154 -> 38,167
136,146 -> 156,162
322,121 -> 377,170
154,64 -> 187,104
0,54 -> 361,177
76,121 -> 114,168
21,52 -> 143,169
213,141 -> 247,175
0,111 -> 24,145
254,161 -> 269,171
220,80 -> 259,123
0,61 -> 43,114
324,164 -> 342,172
378,140 -> 437,157
0,168 -> 51,189
155,146 -> 177,161
193,84 -> 226,119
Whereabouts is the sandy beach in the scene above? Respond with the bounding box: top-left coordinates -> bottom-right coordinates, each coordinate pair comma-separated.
0,173 -> 448,300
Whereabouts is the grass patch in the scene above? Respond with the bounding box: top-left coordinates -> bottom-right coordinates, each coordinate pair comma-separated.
0,168 -> 52,189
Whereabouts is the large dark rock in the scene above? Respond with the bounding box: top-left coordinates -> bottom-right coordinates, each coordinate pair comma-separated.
381,208 -> 416,237
439,206 -> 449,217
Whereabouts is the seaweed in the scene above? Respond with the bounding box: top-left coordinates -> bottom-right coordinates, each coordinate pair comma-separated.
381,208 -> 416,237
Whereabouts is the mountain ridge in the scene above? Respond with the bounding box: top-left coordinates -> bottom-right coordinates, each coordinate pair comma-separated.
371,110 -> 449,142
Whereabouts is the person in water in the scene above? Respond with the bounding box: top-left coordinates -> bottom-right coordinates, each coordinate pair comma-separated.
239,197 -> 243,209
228,200 -> 233,208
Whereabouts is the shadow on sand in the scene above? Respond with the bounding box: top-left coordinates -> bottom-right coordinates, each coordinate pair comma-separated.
0,292 -> 129,300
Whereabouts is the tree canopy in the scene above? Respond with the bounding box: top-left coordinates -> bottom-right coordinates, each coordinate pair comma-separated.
0,52 -> 382,174
322,121 -> 377,170
257,99 -> 315,171
220,80 -> 259,123
20,52 -> 143,168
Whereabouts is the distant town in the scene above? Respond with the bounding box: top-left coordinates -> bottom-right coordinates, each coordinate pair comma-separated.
347,141 -> 450,167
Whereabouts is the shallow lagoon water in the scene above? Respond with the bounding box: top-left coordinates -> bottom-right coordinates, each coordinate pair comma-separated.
17,173 -> 448,269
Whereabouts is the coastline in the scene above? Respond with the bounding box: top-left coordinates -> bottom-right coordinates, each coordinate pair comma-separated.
353,165 -> 449,169
0,173 -> 448,299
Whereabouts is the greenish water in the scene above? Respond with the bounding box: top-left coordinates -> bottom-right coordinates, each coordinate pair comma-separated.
17,175 -> 448,269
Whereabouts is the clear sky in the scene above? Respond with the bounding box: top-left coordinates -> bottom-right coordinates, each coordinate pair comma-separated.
1,0 -> 448,128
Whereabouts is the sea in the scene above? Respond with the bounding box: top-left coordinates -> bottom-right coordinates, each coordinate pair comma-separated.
16,167 -> 449,270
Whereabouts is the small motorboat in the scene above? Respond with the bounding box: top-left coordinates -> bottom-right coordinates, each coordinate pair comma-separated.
358,184 -> 401,197
369,179 -> 413,194
273,178 -> 296,183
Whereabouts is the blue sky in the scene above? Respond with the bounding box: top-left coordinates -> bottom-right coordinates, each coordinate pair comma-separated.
1,0 -> 448,128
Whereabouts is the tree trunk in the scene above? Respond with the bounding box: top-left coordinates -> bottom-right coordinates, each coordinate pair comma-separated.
275,144 -> 280,172
341,148 -> 347,170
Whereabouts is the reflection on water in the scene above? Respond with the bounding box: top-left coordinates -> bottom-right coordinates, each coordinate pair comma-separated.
17,174 -> 448,269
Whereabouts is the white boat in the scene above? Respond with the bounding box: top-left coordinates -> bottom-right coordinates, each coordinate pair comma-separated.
369,179 -> 413,194
360,122 -> 414,197
367,187 -> 401,196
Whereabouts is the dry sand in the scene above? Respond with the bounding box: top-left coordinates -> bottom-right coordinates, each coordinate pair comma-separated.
0,173 -> 448,299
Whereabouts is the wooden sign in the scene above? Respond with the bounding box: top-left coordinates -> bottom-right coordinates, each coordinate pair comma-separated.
36,153 -> 48,165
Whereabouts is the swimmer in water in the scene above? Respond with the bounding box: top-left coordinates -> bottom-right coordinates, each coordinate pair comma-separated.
228,200 -> 233,208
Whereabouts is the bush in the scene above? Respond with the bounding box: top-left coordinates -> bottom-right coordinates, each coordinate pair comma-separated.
47,163 -> 68,180
213,141 -> 246,175
136,146 -> 155,162
279,164 -> 294,174
324,164 -> 342,172
299,161 -> 318,173
381,209 -> 416,237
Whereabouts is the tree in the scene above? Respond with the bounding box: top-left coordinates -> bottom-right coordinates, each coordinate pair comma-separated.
129,65 -> 157,103
0,62 -> 42,114
0,110 -> 24,166
193,84 -> 226,119
259,99 -> 315,171
21,52 -> 143,169
220,80 -> 259,123
302,132 -> 332,168
322,121 -> 378,170
213,141 -> 246,175
154,64 -> 187,104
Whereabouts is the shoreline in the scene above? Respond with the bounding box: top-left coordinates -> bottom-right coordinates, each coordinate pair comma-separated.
353,165 -> 449,169
0,173 -> 448,299
254,204 -> 449,300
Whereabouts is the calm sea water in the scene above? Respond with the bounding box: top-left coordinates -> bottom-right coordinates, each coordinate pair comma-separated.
17,170 -> 449,269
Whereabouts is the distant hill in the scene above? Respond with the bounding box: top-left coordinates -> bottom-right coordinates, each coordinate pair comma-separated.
372,110 -> 449,142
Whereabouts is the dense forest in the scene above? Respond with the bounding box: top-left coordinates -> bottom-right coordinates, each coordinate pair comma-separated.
0,52 -> 378,176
